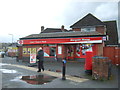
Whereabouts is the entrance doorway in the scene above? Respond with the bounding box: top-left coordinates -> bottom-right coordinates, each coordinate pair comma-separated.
50,47 -> 56,56
66,45 -> 75,60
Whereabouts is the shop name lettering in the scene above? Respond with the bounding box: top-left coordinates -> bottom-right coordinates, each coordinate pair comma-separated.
30,41 -> 46,43
70,39 -> 90,42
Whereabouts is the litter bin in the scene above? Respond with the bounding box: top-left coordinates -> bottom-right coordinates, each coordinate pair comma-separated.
1,53 -> 4,58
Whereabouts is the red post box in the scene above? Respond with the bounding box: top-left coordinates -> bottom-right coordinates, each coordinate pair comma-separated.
84,51 -> 93,74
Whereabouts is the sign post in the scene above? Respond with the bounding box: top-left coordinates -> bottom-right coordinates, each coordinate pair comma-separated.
30,53 -> 36,64
28,53 -> 37,67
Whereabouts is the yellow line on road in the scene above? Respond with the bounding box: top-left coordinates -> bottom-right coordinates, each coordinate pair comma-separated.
11,64 -> 89,83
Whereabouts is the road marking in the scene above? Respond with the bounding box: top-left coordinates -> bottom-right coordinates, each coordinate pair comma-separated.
0,63 -> 11,66
0,69 -> 17,73
5,64 -> 89,83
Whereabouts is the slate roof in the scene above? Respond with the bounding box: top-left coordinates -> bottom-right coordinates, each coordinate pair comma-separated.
41,28 -> 68,33
104,20 -> 118,45
20,31 -> 105,40
70,13 -> 105,28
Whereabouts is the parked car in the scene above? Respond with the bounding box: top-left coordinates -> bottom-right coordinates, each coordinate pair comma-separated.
0,51 -> 5,58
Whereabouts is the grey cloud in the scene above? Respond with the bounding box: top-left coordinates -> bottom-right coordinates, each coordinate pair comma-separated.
60,2 -> 118,29
61,2 -> 103,28
94,2 -> 118,21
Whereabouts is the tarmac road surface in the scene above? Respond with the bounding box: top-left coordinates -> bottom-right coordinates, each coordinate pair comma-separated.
0,57 -> 119,88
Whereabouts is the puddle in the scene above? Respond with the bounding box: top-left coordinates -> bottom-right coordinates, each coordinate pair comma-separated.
20,75 -> 57,85
0,69 -> 17,73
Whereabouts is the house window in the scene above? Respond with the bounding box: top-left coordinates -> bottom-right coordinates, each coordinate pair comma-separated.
81,27 -> 95,32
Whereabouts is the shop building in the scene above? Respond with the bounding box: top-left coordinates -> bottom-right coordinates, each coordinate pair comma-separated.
18,13 -> 117,62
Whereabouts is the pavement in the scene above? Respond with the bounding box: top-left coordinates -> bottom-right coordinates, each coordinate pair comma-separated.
1,56 -> 119,88
2,56 -> 88,78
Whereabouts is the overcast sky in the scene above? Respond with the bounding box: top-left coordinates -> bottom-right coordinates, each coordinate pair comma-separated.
0,0 -> 119,43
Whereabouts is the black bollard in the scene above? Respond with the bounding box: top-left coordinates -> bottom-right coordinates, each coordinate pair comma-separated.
62,60 -> 66,80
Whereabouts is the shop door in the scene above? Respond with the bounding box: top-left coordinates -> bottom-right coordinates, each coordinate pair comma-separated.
66,45 -> 75,60
50,47 -> 56,57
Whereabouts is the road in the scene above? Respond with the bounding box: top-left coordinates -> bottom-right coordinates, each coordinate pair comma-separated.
1,63 -> 86,88
0,57 -> 119,89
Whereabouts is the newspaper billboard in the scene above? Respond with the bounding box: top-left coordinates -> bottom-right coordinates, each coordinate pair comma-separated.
30,53 -> 36,63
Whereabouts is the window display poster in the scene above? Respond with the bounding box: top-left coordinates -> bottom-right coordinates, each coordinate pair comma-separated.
76,45 -> 80,57
43,47 -> 50,57
28,48 -> 31,54
23,48 -> 27,54
58,46 -> 62,54
30,53 -> 36,63
81,44 -> 93,55
31,48 -> 36,54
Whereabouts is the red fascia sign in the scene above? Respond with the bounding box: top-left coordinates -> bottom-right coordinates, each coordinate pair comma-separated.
18,37 -> 103,45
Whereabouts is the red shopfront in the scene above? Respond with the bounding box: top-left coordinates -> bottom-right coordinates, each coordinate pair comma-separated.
18,37 -> 104,61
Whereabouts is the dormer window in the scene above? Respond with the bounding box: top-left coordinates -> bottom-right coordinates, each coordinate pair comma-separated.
81,26 -> 95,32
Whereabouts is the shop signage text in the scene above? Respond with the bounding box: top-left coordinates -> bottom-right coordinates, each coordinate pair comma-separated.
18,37 -> 103,45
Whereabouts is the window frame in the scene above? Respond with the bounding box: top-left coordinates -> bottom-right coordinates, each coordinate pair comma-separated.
81,26 -> 95,32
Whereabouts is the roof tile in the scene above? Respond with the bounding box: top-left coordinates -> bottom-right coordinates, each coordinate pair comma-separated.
20,31 -> 104,39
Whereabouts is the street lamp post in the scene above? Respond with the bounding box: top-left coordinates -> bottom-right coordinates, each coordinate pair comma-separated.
9,34 -> 14,44
9,34 -> 14,58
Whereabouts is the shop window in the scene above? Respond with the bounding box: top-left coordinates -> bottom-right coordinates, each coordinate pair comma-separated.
31,48 -> 36,54
81,44 -> 93,55
50,47 -> 56,56
28,48 -> 31,54
67,46 -> 74,57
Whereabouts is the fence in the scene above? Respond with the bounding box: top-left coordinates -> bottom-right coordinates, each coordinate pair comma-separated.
103,46 -> 120,65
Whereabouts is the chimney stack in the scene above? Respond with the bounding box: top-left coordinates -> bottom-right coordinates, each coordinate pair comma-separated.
61,25 -> 64,32
41,26 -> 44,32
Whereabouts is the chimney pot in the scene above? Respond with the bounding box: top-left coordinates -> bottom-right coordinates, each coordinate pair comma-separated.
61,25 -> 64,32
41,26 -> 44,32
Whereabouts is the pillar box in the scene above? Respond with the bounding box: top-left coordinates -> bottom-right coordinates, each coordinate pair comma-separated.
84,51 -> 93,74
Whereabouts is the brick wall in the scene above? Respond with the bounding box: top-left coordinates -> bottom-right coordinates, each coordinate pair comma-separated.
96,26 -> 106,34
97,43 -> 104,56
103,46 -> 120,65
72,28 -> 81,31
